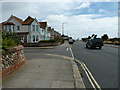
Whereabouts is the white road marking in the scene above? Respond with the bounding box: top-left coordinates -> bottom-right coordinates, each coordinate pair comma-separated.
66,48 -> 69,51
69,46 -> 74,59
69,46 -> 101,90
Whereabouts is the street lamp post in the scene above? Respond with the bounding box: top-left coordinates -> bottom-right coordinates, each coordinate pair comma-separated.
62,22 -> 67,35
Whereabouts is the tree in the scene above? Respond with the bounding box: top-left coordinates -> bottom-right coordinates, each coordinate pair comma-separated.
2,30 -> 21,48
101,34 -> 109,41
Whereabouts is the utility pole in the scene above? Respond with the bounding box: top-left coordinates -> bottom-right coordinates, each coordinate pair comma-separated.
62,22 -> 67,35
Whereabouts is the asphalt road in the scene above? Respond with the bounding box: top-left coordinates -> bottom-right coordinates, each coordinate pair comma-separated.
24,43 -> 72,60
71,41 -> 118,88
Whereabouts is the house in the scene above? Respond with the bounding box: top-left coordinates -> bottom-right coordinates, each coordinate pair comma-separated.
54,30 -> 61,39
22,16 -> 44,43
48,27 -> 61,40
48,27 -> 54,40
39,22 -> 50,40
2,15 -> 46,43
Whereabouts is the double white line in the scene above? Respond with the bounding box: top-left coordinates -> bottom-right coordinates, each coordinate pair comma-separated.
69,46 -> 101,90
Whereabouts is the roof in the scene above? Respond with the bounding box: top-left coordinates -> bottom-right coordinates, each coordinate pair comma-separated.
12,15 -> 24,24
39,22 -> 47,29
48,27 -> 52,31
22,16 -> 35,25
2,22 -> 15,25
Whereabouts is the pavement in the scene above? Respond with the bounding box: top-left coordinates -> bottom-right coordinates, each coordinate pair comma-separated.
2,52 -> 85,88
104,44 -> 120,48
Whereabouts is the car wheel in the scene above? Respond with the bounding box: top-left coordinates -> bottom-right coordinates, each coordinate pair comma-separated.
86,44 -> 88,48
99,46 -> 102,49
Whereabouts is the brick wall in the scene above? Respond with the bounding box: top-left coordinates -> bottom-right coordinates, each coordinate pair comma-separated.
0,45 -> 25,78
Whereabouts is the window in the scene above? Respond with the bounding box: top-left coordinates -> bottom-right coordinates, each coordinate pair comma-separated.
13,26 -> 14,31
5,26 -> 7,30
33,35 -> 35,42
36,35 -> 39,41
32,25 -> 35,31
36,25 -> 38,31
17,26 -> 20,30
9,25 -> 11,31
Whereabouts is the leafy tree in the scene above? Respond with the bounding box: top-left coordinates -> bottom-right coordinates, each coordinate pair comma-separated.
2,30 -> 21,48
101,34 -> 109,41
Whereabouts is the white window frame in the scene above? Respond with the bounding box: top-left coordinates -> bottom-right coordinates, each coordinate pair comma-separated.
36,25 -> 38,31
33,35 -> 35,42
36,35 -> 39,41
32,25 -> 35,31
17,26 -> 20,30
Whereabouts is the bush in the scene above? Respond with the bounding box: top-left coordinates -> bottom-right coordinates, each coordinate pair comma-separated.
39,40 -> 57,43
82,38 -> 88,42
113,41 -> 120,45
2,30 -> 20,48
103,41 -> 113,44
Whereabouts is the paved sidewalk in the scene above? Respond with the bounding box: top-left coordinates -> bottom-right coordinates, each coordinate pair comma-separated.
2,53 -> 84,88
104,44 -> 120,48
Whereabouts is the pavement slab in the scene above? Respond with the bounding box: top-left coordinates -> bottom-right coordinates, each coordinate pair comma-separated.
2,54 -> 75,88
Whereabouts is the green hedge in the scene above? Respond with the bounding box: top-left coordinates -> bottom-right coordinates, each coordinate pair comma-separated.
39,40 -> 59,43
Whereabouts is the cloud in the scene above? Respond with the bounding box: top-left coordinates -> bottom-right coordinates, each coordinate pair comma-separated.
74,2 -> 91,10
98,9 -> 107,13
45,14 -> 118,39
2,0 -> 119,2
1,2 -> 118,39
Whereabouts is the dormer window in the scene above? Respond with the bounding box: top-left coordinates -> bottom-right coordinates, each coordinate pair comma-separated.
17,26 -> 20,30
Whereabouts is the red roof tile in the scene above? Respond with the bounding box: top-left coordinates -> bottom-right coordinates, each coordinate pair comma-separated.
48,27 -> 52,31
12,15 -> 24,24
22,16 -> 35,25
2,22 -> 15,25
39,22 -> 47,29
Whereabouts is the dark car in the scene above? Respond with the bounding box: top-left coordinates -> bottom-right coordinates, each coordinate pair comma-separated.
86,38 -> 103,49
69,39 -> 74,44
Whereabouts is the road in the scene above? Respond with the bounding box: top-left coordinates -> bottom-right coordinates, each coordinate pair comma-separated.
71,41 -> 118,88
24,43 -> 72,60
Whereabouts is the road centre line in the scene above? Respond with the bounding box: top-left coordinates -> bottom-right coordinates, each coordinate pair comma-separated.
69,46 -> 74,59
69,46 -> 101,90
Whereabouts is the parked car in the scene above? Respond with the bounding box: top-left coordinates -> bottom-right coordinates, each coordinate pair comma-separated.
86,38 -> 103,49
69,39 -> 74,44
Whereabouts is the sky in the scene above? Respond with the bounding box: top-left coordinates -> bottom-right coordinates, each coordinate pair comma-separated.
1,0 -> 119,39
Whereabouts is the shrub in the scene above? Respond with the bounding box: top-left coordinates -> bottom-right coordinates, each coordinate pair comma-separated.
82,38 -> 88,42
103,41 -> 113,44
39,40 -> 57,43
2,30 -> 20,48
113,41 -> 120,45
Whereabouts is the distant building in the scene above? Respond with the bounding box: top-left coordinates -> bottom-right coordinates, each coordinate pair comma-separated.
39,22 -> 50,40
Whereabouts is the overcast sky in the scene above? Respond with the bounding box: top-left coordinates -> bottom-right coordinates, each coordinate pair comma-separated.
1,0 -> 119,39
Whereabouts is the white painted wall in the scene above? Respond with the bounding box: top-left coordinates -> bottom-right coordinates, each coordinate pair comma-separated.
29,19 -> 44,43
3,25 -> 14,32
7,17 -> 23,32
22,25 -> 29,32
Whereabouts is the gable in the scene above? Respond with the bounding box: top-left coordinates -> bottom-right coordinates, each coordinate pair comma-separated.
7,15 -> 23,25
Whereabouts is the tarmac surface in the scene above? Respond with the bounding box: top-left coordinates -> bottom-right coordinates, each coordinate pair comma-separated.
2,43 -> 85,88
